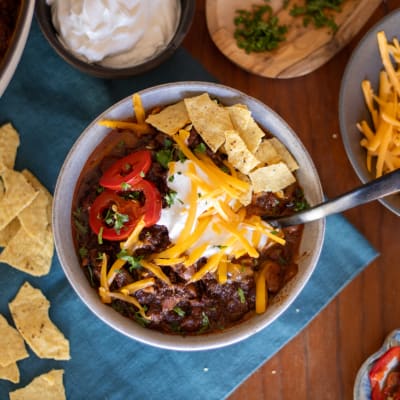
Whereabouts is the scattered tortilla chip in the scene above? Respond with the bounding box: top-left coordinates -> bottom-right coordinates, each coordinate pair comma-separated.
22,169 -> 53,222
0,225 -> 53,276
224,130 -> 260,174
145,101 -> 190,136
0,314 -> 28,367
0,361 -> 20,383
184,93 -> 232,152
249,162 -> 296,193
0,167 -> 38,230
9,282 -> 70,360
0,218 -> 20,247
0,123 -> 20,170
236,172 -> 253,206
9,369 -> 66,400
228,105 -> 264,153
269,138 -> 299,171
254,139 -> 282,165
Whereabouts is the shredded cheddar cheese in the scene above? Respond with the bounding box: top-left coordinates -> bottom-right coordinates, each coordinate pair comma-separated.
357,31 -> 400,178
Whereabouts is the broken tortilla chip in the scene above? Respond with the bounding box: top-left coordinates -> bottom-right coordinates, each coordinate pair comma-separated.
227,105 -> 264,153
9,369 -> 66,400
145,100 -> 190,136
269,138 -> 299,171
0,218 -> 20,247
184,93 -> 232,152
0,168 -> 38,230
249,162 -> 296,193
224,130 -> 260,174
0,361 -> 20,383
254,139 -> 282,165
9,282 -> 70,360
0,123 -> 20,170
0,314 -> 28,367
0,225 -> 53,276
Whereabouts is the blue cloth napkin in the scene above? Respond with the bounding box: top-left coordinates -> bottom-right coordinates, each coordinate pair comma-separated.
0,20 -> 378,400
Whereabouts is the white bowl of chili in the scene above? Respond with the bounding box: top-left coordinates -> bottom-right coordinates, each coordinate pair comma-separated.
53,81 -> 325,351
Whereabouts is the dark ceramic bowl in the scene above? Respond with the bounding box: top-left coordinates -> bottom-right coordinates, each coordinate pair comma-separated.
0,0 -> 35,97
35,0 -> 195,79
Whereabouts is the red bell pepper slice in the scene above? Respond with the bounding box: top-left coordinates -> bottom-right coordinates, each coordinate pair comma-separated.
132,179 -> 162,227
369,346 -> 400,400
99,150 -> 151,191
89,190 -> 141,241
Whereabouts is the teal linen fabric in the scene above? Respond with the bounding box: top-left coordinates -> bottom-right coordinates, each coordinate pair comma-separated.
0,20 -> 378,400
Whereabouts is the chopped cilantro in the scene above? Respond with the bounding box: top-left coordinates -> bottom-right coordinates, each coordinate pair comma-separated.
156,148 -> 173,169
168,175 -> 175,182
79,247 -> 88,258
199,312 -> 210,333
173,306 -> 186,317
117,249 -> 143,271
120,182 -> 131,191
165,190 -> 183,207
98,226 -> 104,245
104,208 -> 129,234
194,142 -> 207,153
237,287 -> 246,304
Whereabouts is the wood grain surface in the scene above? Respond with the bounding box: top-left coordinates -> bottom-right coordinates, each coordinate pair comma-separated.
183,0 -> 400,398
206,0 -> 382,78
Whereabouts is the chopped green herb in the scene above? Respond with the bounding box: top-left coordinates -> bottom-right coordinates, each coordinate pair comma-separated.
73,219 -> 87,236
98,226 -> 104,245
96,186 -> 105,194
139,170 -> 146,178
234,0 -> 288,54
168,175 -> 175,182
104,208 -> 129,234
79,247 -> 88,258
290,0 -> 344,33
156,149 -> 173,169
120,182 -> 131,191
199,312 -> 210,333
86,265 -> 95,287
194,142 -> 207,153
177,149 -> 186,163
164,138 -> 173,148
237,287 -> 246,304
173,306 -> 186,317
117,249 -> 143,271
164,190 -> 182,207
294,198 -> 309,212
134,311 -> 150,327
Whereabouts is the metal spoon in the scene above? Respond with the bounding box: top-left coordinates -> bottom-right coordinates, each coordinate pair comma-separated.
264,168 -> 400,228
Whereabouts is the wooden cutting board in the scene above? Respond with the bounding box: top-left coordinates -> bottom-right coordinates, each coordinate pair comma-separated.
206,0 -> 382,79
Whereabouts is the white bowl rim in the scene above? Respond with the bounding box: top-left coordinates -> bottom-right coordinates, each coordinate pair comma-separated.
53,81 -> 325,351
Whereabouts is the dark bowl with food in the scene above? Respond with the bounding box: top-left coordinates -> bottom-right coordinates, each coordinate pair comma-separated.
35,0 -> 195,79
0,0 -> 35,97
53,81 -> 325,350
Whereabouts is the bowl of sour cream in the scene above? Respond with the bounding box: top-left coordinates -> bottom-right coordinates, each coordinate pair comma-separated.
35,0 -> 195,78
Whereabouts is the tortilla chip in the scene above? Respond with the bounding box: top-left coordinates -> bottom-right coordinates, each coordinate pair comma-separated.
145,101 -> 190,136
9,369 -> 66,400
0,314 -> 28,367
184,93 -> 231,152
227,105 -> 264,153
254,139 -> 282,165
236,172 -> 253,206
22,169 -> 53,222
0,123 -> 20,170
0,168 -> 38,230
224,130 -> 260,174
0,361 -> 20,383
9,282 -> 70,360
269,138 -> 299,171
249,162 -> 296,193
0,225 -> 53,276
0,218 -> 20,247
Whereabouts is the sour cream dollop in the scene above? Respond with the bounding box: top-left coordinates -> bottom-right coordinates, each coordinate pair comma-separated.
46,0 -> 181,68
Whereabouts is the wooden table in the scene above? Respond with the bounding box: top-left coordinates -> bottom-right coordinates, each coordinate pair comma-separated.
183,1 -> 400,399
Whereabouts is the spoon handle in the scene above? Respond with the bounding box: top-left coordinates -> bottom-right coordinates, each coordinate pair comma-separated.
265,168 -> 400,228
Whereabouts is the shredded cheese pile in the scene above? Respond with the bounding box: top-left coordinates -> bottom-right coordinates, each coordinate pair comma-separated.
357,31 -> 400,177
97,94 -> 291,317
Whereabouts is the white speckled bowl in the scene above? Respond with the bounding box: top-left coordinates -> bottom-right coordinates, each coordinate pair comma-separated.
354,329 -> 400,399
0,0 -> 35,97
53,82 -> 325,351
